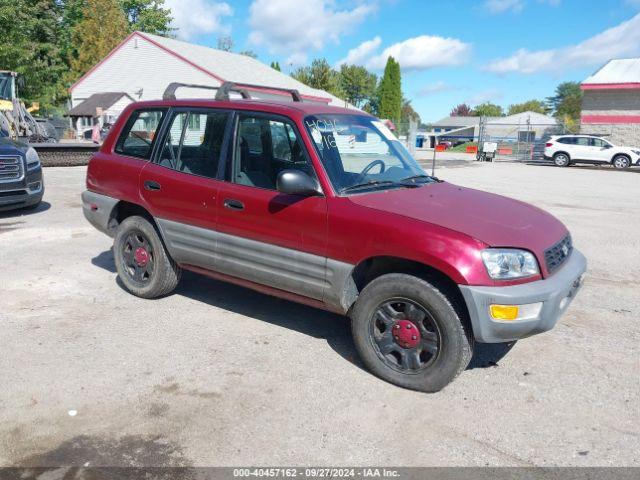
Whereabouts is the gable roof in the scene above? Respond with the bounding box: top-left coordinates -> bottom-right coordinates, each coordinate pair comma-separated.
432,116 -> 482,127
434,111 -> 557,127
66,92 -> 134,116
582,58 -> 640,89
70,31 -> 349,106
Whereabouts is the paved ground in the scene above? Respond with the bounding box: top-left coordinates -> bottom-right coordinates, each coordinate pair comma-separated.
1,162 -> 638,467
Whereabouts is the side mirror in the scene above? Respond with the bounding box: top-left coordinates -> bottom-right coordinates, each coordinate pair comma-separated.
276,170 -> 322,197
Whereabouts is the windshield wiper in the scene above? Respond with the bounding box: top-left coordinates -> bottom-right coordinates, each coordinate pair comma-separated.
400,174 -> 440,183
340,180 -> 399,194
340,180 -> 420,194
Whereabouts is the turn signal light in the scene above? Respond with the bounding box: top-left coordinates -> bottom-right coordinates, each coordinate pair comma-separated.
490,305 -> 519,321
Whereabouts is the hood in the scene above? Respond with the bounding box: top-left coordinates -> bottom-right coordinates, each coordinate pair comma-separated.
348,181 -> 567,257
0,137 -> 29,155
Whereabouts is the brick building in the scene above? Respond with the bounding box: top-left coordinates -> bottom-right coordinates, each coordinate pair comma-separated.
581,58 -> 640,147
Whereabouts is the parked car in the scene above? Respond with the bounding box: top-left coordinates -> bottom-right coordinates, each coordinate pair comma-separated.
82,82 -> 587,392
437,141 -> 452,149
0,135 -> 44,211
544,135 -> 640,169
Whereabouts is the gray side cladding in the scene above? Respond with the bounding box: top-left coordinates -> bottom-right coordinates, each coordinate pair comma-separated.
156,218 -> 355,313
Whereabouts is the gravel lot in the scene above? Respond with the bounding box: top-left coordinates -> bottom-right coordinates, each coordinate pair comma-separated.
1,162 -> 638,467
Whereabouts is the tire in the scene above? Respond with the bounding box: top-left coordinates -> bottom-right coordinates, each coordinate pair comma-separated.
113,215 -> 181,299
612,155 -> 631,170
351,274 -> 473,393
553,152 -> 570,167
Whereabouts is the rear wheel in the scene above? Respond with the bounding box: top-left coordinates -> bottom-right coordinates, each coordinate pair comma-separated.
113,215 -> 181,298
553,152 -> 570,167
351,274 -> 473,393
612,155 -> 631,170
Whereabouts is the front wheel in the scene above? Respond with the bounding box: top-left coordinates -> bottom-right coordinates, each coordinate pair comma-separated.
113,215 -> 181,299
553,153 -> 570,167
612,155 -> 631,170
351,274 -> 473,392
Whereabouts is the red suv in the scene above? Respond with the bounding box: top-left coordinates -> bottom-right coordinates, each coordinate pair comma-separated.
82,82 -> 586,392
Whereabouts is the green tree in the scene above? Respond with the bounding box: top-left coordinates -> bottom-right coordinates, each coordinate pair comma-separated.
119,0 -> 173,36
473,102 -> 503,117
0,0 -> 68,110
547,81 -> 582,121
68,0 -> 129,83
450,103 -> 473,116
270,61 -> 281,71
339,64 -> 377,109
377,56 -> 402,124
508,99 -> 549,115
399,97 -> 421,136
291,59 -> 344,98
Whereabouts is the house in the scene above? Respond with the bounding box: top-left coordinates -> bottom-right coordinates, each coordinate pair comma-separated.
66,92 -> 135,139
423,111 -> 559,148
580,58 -> 640,147
68,31 -> 349,121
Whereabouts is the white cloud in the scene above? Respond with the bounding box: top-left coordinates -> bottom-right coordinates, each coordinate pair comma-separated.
486,13 -> 640,74
367,35 -> 471,71
165,0 -> 232,40
484,0 -> 524,13
335,37 -> 382,67
248,0 -> 376,60
417,81 -> 455,96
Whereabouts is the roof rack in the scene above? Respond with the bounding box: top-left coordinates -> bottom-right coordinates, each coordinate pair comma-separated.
162,81 -> 302,102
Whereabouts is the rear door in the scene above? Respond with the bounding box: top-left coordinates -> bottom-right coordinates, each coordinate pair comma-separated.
570,136 -> 593,161
214,111 -> 329,300
140,108 -> 232,267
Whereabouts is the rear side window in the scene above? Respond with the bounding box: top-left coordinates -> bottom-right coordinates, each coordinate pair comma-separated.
557,137 -> 575,144
157,109 -> 229,179
115,109 -> 167,159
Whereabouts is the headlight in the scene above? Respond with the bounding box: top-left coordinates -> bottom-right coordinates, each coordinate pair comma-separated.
481,248 -> 539,280
26,147 -> 41,170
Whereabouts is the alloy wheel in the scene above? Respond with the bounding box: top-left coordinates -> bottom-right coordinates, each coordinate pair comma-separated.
121,230 -> 155,286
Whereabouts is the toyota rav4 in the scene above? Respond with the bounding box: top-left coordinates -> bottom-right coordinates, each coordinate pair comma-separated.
82,82 -> 587,392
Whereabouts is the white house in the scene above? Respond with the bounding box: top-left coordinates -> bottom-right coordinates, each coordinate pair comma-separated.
68,31 -> 349,116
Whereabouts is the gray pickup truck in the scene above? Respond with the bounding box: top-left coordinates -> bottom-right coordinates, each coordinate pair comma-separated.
0,136 -> 44,211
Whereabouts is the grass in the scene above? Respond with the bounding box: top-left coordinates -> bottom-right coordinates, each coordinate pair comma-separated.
450,141 -> 478,152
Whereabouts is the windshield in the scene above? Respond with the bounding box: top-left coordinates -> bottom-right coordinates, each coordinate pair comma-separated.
304,114 -> 426,193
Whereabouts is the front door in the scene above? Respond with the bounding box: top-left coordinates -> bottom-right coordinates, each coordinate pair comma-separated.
140,108 -> 231,268
215,112 -> 328,300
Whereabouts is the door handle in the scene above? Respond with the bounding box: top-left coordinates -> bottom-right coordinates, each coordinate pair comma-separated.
224,198 -> 244,211
144,180 -> 161,191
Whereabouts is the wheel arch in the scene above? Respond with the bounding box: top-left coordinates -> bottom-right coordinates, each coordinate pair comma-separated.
553,150 -> 571,160
343,255 -> 473,335
611,152 -> 631,163
108,200 -> 159,235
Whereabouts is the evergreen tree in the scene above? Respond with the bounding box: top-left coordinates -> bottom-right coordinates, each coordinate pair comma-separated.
547,81 -> 582,123
119,0 -> 174,36
270,61 -> 281,71
377,57 -> 402,124
68,0 -> 129,83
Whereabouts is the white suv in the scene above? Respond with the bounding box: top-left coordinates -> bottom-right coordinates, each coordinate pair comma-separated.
544,135 -> 640,169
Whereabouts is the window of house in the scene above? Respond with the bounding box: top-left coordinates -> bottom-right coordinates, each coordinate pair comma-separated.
115,109 -> 167,159
157,110 -> 229,179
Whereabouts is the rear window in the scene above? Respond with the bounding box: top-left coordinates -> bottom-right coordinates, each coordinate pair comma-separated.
115,109 -> 167,159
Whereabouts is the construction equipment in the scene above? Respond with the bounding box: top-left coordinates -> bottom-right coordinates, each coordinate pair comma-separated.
0,70 -> 58,143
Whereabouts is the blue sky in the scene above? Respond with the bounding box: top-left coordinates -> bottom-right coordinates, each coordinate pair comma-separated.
164,0 -> 640,122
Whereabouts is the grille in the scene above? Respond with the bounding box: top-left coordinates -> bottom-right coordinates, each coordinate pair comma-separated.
0,156 -> 24,183
544,234 -> 573,274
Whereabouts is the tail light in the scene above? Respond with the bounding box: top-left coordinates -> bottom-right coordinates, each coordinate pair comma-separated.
545,142 -> 553,147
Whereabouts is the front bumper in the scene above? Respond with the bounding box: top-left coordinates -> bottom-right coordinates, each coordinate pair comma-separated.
0,166 -> 44,211
459,249 -> 587,343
